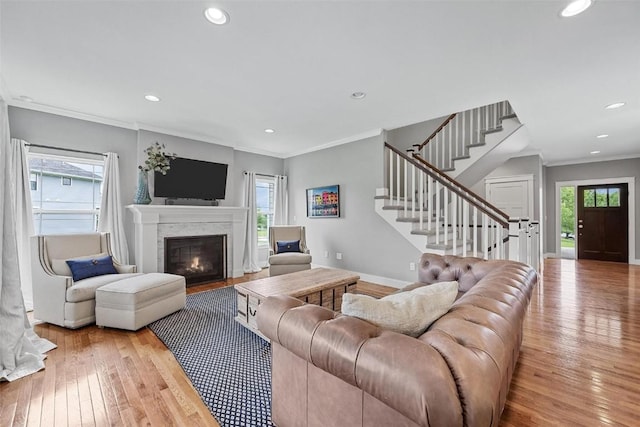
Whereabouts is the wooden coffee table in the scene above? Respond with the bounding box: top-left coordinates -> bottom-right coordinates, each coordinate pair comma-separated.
234,268 -> 359,338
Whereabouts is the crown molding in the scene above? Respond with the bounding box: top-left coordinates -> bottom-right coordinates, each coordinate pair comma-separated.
283,128 -> 383,159
234,145 -> 286,159
7,99 -> 138,130
135,123 -> 237,149
545,153 -> 640,167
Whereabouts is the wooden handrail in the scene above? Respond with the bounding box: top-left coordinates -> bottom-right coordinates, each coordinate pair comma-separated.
416,113 -> 457,151
385,143 -> 508,228
412,153 -> 509,224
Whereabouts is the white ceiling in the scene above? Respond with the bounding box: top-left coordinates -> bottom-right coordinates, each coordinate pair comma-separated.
1,1 -> 639,165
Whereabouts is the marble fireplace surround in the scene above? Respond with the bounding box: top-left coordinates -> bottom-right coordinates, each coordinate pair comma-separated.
127,205 -> 248,278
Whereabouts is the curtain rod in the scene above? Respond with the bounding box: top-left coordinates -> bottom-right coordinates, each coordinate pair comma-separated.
243,171 -> 285,179
25,143 -> 107,158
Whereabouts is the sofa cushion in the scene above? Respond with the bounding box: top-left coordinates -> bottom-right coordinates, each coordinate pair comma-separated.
276,240 -> 301,253
66,255 -> 118,281
269,252 -> 312,265
51,252 -> 108,276
341,281 -> 458,337
66,273 -> 142,303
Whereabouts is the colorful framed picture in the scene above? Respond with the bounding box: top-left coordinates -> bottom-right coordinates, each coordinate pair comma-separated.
306,185 -> 340,218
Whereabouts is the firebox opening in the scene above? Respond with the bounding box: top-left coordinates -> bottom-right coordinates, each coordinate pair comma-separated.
164,234 -> 227,286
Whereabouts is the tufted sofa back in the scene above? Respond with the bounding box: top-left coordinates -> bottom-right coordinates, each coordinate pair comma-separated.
417,253 -> 505,292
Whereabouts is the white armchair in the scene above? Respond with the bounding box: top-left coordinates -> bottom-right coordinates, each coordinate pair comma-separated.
268,226 -> 312,276
31,232 -> 139,329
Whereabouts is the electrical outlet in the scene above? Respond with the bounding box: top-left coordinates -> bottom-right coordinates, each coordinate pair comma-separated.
324,251 -> 329,258
293,215 -> 297,222
409,262 -> 416,271
336,252 -> 343,260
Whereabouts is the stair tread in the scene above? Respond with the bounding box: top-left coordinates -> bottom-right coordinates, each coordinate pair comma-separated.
410,229 -> 436,236
426,239 -> 470,250
383,203 -> 427,209
396,216 -> 439,223
481,126 -> 503,135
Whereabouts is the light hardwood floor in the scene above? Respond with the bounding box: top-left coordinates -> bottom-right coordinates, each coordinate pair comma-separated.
1,259 -> 639,426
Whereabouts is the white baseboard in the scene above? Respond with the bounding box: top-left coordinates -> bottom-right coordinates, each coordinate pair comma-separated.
543,252 -> 558,258
630,259 -> 640,266
311,263 -> 410,289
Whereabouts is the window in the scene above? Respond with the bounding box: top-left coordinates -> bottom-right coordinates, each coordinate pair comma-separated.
29,153 -> 104,234
256,176 -> 275,247
583,186 -> 622,208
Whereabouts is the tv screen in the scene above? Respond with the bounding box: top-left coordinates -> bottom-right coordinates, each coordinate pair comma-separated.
154,157 -> 228,200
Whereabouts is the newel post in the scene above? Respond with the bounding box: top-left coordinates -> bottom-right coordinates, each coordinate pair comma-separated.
508,218 -> 521,261
530,221 -> 540,270
519,217 -> 530,264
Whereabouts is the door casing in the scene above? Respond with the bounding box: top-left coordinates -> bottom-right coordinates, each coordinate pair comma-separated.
554,177 -> 635,263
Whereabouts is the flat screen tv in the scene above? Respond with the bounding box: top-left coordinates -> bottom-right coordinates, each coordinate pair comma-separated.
154,157 -> 228,200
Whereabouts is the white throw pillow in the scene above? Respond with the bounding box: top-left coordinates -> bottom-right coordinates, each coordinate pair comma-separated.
50,252 -> 108,277
341,281 -> 458,337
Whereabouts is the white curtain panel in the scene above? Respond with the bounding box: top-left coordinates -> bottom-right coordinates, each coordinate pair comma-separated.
273,175 -> 289,225
242,172 -> 261,273
98,152 -> 129,264
9,138 -> 35,311
0,100 -> 56,382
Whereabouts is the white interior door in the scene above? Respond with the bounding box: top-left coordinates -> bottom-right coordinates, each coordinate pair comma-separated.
485,175 -> 534,219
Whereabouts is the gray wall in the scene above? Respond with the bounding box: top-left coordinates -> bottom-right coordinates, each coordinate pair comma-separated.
386,115 -> 449,152
544,158 -> 640,257
285,135 -> 421,283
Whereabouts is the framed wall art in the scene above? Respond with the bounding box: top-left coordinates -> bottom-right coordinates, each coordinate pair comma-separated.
306,185 -> 340,218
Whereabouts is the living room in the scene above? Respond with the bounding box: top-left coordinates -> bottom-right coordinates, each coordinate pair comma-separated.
1,1 -> 640,426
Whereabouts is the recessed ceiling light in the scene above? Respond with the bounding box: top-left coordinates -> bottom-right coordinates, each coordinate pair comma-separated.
596,134 -> 608,139
204,7 -> 229,25
590,150 -> 601,155
144,94 -> 161,102
351,92 -> 366,99
264,128 -> 275,134
19,95 -> 33,102
605,102 -> 625,110
560,0 -> 592,17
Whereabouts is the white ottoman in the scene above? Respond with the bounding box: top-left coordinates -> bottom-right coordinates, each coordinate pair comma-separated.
95,273 -> 186,331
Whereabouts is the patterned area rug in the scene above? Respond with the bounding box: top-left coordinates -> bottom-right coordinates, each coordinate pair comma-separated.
148,286 -> 273,427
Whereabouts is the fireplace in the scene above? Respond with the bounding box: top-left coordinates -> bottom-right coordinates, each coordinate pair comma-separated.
164,234 -> 227,286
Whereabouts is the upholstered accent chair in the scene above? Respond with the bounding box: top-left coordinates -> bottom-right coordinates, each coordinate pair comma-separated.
31,232 -> 139,329
268,226 -> 312,276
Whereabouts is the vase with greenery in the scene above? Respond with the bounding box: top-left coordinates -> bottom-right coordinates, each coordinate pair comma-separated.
134,142 -> 176,204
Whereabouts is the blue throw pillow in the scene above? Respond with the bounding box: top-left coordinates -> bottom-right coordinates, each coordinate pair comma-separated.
276,240 -> 301,254
66,255 -> 118,281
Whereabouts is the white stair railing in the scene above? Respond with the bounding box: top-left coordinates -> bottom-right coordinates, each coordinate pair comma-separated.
384,142 -> 538,266
413,100 -> 514,171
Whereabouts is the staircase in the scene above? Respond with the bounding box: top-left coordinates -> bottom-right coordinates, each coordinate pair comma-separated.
375,101 -> 539,267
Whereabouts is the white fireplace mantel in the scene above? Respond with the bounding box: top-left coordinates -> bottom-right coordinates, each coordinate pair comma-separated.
127,205 -> 248,278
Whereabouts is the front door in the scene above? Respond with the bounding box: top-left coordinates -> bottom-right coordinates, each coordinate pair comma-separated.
577,183 -> 628,262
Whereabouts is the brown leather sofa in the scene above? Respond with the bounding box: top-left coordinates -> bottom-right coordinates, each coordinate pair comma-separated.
257,254 -> 538,427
